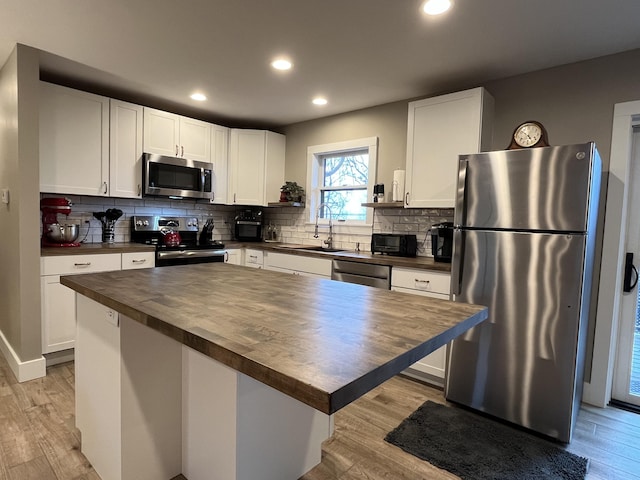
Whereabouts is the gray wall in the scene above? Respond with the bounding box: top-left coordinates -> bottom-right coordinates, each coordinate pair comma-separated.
284,48 -> 640,189
0,44 -> 42,362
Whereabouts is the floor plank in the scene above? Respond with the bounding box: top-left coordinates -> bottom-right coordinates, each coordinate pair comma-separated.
1,349 -> 640,479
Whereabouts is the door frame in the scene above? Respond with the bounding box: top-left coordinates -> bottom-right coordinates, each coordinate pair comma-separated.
584,100 -> 640,407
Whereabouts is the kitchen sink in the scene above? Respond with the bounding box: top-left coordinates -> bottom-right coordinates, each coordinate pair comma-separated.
298,246 -> 345,253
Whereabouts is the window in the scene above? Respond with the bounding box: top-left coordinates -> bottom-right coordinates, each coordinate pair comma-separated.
307,137 -> 378,225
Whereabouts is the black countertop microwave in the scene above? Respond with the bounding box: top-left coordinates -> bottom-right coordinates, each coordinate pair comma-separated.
371,234 -> 417,257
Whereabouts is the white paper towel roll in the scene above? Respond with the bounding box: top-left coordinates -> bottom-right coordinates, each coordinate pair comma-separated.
392,169 -> 405,202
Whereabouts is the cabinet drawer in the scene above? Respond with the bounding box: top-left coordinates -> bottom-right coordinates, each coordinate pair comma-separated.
391,267 -> 450,295
245,249 -> 264,268
121,252 -> 155,270
41,253 -> 121,276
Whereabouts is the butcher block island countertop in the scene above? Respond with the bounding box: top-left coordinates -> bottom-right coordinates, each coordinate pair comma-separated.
61,263 -> 485,415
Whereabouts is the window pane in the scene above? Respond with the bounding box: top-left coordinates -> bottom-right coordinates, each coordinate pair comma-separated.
323,151 -> 369,187
320,189 -> 368,221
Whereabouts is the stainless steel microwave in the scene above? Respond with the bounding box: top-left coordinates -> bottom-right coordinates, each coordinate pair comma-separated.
143,153 -> 213,200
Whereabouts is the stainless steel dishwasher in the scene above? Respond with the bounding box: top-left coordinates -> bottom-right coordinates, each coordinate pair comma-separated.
331,259 -> 391,289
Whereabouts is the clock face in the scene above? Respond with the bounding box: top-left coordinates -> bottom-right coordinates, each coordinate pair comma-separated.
514,123 -> 543,147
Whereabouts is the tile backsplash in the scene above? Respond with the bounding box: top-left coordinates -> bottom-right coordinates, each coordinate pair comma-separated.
40,194 -> 238,244
40,194 -> 453,256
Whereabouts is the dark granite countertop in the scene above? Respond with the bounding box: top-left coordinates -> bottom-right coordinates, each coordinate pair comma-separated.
61,263 -> 485,414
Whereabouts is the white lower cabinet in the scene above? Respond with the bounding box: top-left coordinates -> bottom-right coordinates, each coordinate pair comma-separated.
40,252 -> 154,354
391,267 -> 451,386
264,252 -> 332,278
244,249 -> 264,268
224,248 -> 243,265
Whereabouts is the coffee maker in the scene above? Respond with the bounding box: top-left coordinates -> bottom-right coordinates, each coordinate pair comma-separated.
431,222 -> 453,263
41,197 -> 81,247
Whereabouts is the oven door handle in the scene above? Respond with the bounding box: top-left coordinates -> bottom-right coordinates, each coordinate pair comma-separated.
157,250 -> 226,260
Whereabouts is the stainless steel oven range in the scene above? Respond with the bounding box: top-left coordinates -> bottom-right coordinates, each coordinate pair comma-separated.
131,215 -> 226,267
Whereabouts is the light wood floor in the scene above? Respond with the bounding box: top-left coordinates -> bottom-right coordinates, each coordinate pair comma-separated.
1,351 -> 640,480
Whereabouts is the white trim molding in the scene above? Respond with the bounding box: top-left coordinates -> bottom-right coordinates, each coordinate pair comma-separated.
0,328 -> 46,382
584,100 -> 640,407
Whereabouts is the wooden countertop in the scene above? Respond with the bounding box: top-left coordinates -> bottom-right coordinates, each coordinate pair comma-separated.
228,242 -> 452,272
41,242 -> 155,256
61,263 -> 486,414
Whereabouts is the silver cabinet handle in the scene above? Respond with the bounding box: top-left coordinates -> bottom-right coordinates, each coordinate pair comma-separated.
414,279 -> 430,284
74,262 -> 91,267
233,193 -> 237,203
181,146 -> 184,157
405,192 -> 409,206
224,251 -> 229,262
138,184 -> 141,196
175,145 -> 179,156
103,182 -> 108,194
131,259 -> 147,264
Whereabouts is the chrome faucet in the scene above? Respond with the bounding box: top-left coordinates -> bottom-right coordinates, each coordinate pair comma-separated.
314,203 -> 333,249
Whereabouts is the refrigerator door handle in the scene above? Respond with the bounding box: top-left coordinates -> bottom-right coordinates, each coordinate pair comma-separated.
455,158 -> 469,227
451,228 -> 464,296
623,252 -> 638,293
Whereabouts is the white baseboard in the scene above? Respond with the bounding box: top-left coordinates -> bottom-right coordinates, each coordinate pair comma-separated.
0,328 -> 46,382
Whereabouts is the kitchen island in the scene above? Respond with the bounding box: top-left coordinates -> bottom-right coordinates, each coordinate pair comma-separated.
61,263 -> 487,480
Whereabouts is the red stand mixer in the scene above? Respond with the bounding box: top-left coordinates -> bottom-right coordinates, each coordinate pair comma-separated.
41,197 -> 81,247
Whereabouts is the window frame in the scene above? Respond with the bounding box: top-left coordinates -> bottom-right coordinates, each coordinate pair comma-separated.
306,137 -> 378,227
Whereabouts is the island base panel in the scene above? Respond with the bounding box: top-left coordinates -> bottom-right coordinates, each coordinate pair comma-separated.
76,296 -> 182,480
183,346 -> 334,480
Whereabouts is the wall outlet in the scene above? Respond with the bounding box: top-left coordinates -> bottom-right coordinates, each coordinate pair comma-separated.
1,188 -> 9,205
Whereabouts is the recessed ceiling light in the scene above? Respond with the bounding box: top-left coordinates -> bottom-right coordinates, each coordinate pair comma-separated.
190,93 -> 207,101
422,0 -> 452,15
312,97 -> 328,106
271,58 -> 293,71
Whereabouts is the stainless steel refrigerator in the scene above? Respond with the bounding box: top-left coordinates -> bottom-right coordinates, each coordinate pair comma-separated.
445,142 -> 601,443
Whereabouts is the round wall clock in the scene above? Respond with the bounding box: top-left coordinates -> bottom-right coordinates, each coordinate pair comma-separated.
507,121 -> 550,149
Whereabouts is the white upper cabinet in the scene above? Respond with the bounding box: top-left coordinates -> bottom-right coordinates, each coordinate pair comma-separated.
228,129 -> 285,206
210,124 -> 229,204
39,82 -> 110,195
110,100 -> 143,198
404,87 -> 494,208
143,107 -> 211,162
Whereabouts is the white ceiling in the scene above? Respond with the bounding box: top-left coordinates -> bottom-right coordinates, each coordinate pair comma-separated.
2,0 -> 640,128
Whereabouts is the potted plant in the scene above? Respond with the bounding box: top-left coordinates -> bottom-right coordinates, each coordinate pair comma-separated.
280,181 -> 305,203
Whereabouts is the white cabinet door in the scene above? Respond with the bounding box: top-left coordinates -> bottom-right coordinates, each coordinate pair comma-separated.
229,130 -> 285,206
210,124 -> 229,204
110,100 -> 143,198
143,107 -> 212,162
224,249 -> 242,265
229,129 -> 266,205
405,87 -> 493,208
41,275 -> 77,353
180,116 -> 211,162
244,248 -> 264,268
143,107 -> 180,157
39,82 -> 109,195
264,252 -> 332,278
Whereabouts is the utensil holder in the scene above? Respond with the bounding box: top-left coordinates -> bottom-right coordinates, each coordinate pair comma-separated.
102,220 -> 116,243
